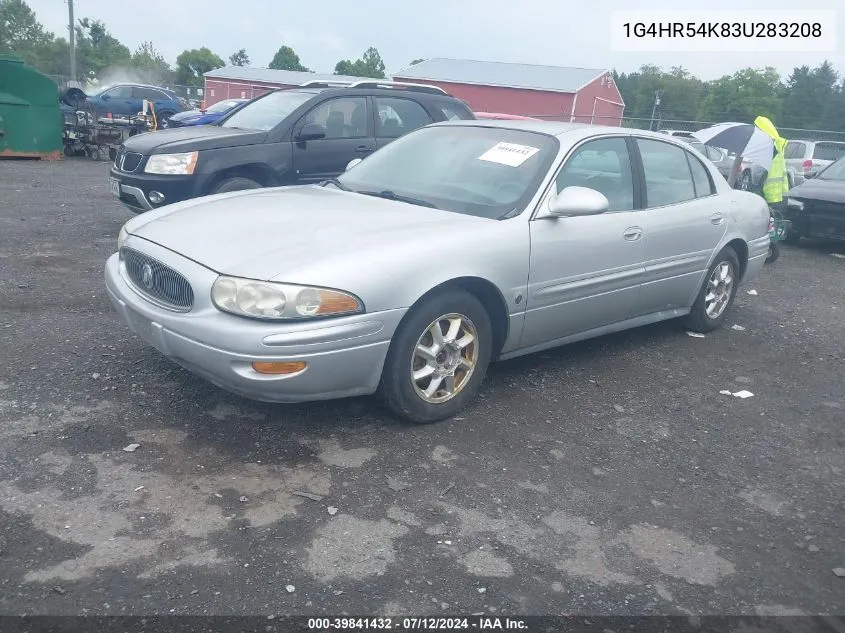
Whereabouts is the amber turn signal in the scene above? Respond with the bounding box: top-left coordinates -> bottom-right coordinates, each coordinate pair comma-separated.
317,290 -> 362,315
251,361 -> 307,375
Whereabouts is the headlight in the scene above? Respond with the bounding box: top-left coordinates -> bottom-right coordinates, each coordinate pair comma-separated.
211,276 -> 363,320
787,198 -> 804,211
117,225 -> 129,250
144,151 -> 198,175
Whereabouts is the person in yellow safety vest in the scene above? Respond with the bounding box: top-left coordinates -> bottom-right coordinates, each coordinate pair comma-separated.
754,115 -> 790,207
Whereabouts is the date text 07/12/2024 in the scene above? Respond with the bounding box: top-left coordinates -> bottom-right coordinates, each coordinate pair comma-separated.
306,617 -> 528,630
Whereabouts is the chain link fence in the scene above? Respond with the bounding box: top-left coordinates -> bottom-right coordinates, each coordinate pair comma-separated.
530,114 -> 845,143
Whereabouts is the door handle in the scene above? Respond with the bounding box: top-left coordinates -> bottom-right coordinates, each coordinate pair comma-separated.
710,212 -> 725,225
623,227 -> 643,241
355,145 -> 373,153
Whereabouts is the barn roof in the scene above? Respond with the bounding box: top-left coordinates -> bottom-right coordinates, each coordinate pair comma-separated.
392,58 -> 607,94
204,66 -> 382,85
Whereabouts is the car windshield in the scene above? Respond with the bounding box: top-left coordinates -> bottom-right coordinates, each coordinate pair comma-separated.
816,155 -> 845,181
336,125 -> 559,219
219,90 -> 312,131
207,99 -> 242,114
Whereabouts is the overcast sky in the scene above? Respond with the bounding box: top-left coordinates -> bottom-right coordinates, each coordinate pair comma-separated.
27,0 -> 844,81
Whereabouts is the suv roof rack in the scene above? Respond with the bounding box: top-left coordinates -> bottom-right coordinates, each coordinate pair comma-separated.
348,80 -> 448,95
298,80 -> 354,88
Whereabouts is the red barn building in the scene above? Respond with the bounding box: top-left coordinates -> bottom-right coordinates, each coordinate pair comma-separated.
202,67 -> 373,107
392,58 -> 625,125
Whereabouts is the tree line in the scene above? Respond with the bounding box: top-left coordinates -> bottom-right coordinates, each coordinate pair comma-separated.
2,0 -> 843,131
615,62 -> 843,131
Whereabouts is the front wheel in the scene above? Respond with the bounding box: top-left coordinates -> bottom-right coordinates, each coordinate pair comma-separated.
683,246 -> 740,333
379,288 -> 492,423
765,240 -> 780,264
212,177 -> 262,194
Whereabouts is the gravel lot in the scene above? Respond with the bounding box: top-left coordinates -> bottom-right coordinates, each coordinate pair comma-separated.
1,158 -> 843,623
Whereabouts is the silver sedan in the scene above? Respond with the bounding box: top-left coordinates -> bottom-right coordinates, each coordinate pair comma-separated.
105,121 -> 770,423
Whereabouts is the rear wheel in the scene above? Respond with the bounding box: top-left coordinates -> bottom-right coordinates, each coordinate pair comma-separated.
212,177 -> 262,194
784,229 -> 801,245
379,288 -> 492,423
765,240 -> 780,264
683,246 -> 740,333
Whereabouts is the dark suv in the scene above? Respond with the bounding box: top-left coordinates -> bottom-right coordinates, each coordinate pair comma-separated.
109,80 -> 475,213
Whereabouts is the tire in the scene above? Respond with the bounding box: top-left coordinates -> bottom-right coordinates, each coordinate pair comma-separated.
212,177 -> 262,194
784,229 -> 801,246
156,110 -> 175,129
379,288 -> 492,423
683,246 -> 741,333
765,240 -> 780,264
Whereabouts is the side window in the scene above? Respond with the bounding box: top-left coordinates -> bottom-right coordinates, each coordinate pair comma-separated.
132,87 -> 163,101
375,97 -> 433,138
105,86 -> 132,99
686,151 -> 716,198
437,103 -> 473,121
555,137 -> 634,212
785,142 -> 805,159
636,138 -> 697,207
302,97 -> 369,140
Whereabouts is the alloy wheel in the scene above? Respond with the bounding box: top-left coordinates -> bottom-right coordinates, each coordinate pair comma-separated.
411,313 -> 479,404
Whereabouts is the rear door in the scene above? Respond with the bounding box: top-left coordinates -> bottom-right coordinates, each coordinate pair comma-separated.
374,96 -> 435,150
633,137 -> 728,314
291,96 -> 376,183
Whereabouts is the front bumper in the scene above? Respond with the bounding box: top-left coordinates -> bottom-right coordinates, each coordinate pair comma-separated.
786,204 -> 845,242
104,240 -> 404,403
109,165 -> 203,214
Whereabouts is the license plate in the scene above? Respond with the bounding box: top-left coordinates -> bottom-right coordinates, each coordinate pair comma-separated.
109,177 -> 120,197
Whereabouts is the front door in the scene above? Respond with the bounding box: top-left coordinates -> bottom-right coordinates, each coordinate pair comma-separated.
633,137 -> 729,314
292,96 -> 376,183
521,136 -> 647,349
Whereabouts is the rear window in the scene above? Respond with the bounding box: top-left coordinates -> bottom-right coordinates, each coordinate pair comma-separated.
812,142 -> 845,161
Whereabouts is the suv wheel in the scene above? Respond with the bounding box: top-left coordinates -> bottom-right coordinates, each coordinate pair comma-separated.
212,177 -> 262,194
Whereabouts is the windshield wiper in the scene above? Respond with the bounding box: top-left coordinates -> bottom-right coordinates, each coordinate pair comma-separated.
320,178 -> 351,191
357,189 -> 437,208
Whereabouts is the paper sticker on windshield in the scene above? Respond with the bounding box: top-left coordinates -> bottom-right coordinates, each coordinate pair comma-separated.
478,142 -> 540,167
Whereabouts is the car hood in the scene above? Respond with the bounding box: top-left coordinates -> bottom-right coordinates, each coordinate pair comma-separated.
169,110 -> 209,123
788,177 -> 845,205
126,185 -> 493,281
122,125 -> 266,154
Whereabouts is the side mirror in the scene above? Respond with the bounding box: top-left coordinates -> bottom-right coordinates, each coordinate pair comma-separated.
546,186 -> 609,217
101,94 -> 110,100
345,158 -> 362,171
296,123 -> 326,141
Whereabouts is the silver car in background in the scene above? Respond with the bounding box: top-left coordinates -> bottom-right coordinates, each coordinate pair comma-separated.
105,121 -> 770,423
785,139 -> 845,180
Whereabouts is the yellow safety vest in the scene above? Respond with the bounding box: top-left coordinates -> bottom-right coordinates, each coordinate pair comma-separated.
754,116 -> 789,204
762,137 -> 789,204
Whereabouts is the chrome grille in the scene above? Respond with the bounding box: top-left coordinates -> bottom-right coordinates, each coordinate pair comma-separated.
114,146 -> 125,168
121,248 -> 194,311
120,152 -> 143,172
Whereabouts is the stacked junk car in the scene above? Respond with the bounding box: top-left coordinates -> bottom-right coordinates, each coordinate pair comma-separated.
59,87 -> 164,162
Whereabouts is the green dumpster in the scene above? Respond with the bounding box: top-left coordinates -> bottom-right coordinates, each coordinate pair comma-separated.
0,55 -> 62,158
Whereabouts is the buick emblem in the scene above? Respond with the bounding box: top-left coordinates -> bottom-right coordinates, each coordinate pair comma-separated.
141,263 -> 154,289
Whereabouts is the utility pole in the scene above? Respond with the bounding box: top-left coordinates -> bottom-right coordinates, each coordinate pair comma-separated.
67,0 -> 77,85
649,90 -> 662,131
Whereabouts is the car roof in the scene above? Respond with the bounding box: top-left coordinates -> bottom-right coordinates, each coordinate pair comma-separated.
432,119 -> 695,142
106,83 -> 175,92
